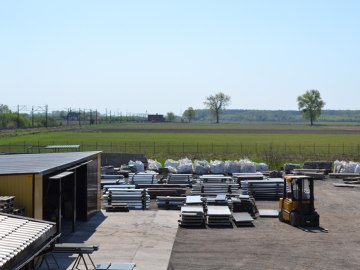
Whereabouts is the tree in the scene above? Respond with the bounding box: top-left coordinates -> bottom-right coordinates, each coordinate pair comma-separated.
204,92 -> 231,123
166,112 -> 175,122
183,107 -> 195,123
297,89 -> 325,126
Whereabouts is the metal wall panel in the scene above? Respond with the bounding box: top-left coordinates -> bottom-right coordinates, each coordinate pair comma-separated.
0,174 -> 33,217
33,174 -> 43,219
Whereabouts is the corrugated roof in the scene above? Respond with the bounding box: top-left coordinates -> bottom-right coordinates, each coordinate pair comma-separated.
0,214 -> 57,269
0,151 -> 101,175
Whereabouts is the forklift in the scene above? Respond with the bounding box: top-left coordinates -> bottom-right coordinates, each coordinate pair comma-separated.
279,175 -> 320,227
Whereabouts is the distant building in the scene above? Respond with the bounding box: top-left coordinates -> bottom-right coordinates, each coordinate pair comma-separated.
148,114 -> 165,122
67,111 -> 80,121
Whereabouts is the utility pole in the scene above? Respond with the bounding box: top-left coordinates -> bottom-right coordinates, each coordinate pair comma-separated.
45,105 -> 48,128
17,105 -> 20,128
79,108 -> 81,126
31,106 -> 34,128
109,110 -> 112,123
95,109 -> 98,124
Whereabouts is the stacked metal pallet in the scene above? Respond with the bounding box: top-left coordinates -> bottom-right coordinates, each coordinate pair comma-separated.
206,194 -> 228,206
179,196 -> 204,226
206,206 -> 232,226
137,184 -> 187,199
232,212 -> 254,226
0,196 -> 15,214
130,173 -> 157,185
232,172 -> 264,186
157,196 -> 186,209
101,174 -> 125,189
241,178 -> 283,200
199,175 -> 233,183
231,195 -> 258,217
179,205 -> 204,226
103,188 -> 150,210
167,174 -> 193,185
192,183 -> 239,195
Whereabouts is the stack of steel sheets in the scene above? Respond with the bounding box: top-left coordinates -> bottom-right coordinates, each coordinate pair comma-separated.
206,194 -> 228,206
199,175 -> 233,183
137,184 -> 187,199
232,172 -> 264,186
206,206 -> 232,226
232,212 -> 254,226
167,174 -> 193,185
130,173 -> 157,185
101,175 -> 125,189
0,196 -> 15,214
157,196 -> 186,209
191,183 -> 239,195
231,195 -> 257,217
179,205 -> 204,226
241,178 -> 283,200
103,188 -> 150,210
102,185 -> 136,194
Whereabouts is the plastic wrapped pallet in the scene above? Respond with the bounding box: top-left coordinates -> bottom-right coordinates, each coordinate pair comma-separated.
210,160 -> 225,174
177,158 -> 193,173
255,163 -> 269,172
240,159 -> 256,173
340,161 -> 359,173
194,160 -> 210,175
225,160 -> 241,174
148,159 -> 162,171
128,160 -> 145,173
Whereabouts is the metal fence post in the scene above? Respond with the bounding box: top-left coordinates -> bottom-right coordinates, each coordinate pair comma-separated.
153,142 -> 156,154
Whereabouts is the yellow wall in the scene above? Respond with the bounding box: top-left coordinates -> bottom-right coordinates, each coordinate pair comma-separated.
33,174 -> 43,219
0,174 -> 34,217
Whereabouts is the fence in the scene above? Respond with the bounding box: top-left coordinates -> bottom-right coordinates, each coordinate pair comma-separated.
1,142 -> 360,160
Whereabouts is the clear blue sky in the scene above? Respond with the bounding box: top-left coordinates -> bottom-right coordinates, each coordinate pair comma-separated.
1,0 -> 359,115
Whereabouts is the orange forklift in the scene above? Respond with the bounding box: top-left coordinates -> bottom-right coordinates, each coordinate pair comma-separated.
279,175 -> 320,227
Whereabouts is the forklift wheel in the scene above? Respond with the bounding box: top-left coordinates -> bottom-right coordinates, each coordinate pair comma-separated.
278,211 -> 285,222
290,211 -> 299,227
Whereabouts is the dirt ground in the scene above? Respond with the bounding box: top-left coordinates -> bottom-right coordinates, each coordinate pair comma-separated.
69,128 -> 360,134
167,178 -> 360,270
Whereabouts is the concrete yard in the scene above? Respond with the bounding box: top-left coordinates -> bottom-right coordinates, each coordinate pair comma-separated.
44,178 -> 360,270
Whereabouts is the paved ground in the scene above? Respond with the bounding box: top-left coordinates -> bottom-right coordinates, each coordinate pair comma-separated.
43,211 -> 179,270
42,178 -> 360,270
168,179 -> 360,270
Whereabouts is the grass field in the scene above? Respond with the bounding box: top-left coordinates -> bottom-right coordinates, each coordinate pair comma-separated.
1,122 -> 360,168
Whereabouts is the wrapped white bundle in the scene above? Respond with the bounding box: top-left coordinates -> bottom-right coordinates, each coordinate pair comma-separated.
255,163 -> 269,172
128,160 -> 145,173
147,159 -> 162,171
178,158 -> 193,173
165,159 -> 180,169
209,160 -> 225,174
194,160 -> 210,175
225,160 -> 241,174
240,159 -> 256,173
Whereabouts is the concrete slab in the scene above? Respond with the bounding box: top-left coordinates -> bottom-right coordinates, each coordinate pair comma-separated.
42,210 -> 179,270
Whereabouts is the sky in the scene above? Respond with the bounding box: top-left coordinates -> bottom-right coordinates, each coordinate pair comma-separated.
0,0 -> 359,115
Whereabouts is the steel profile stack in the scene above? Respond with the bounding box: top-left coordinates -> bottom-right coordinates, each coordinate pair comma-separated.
191,183 -> 239,195
167,174 -> 193,185
0,196 -> 15,214
199,175 -> 233,183
231,195 -> 258,217
130,173 -> 157,185
241,178 -> 283,200
101,175 -> 125,189
103,188 -> 150,210
206,194 -> 228,206
232,172 -> 264,186
206,205 -> 232,226
179,205 -> 204,226
157,196 -> 186,209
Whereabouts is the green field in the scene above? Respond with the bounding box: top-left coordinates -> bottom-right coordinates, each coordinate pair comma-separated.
1,122 -> 359,168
